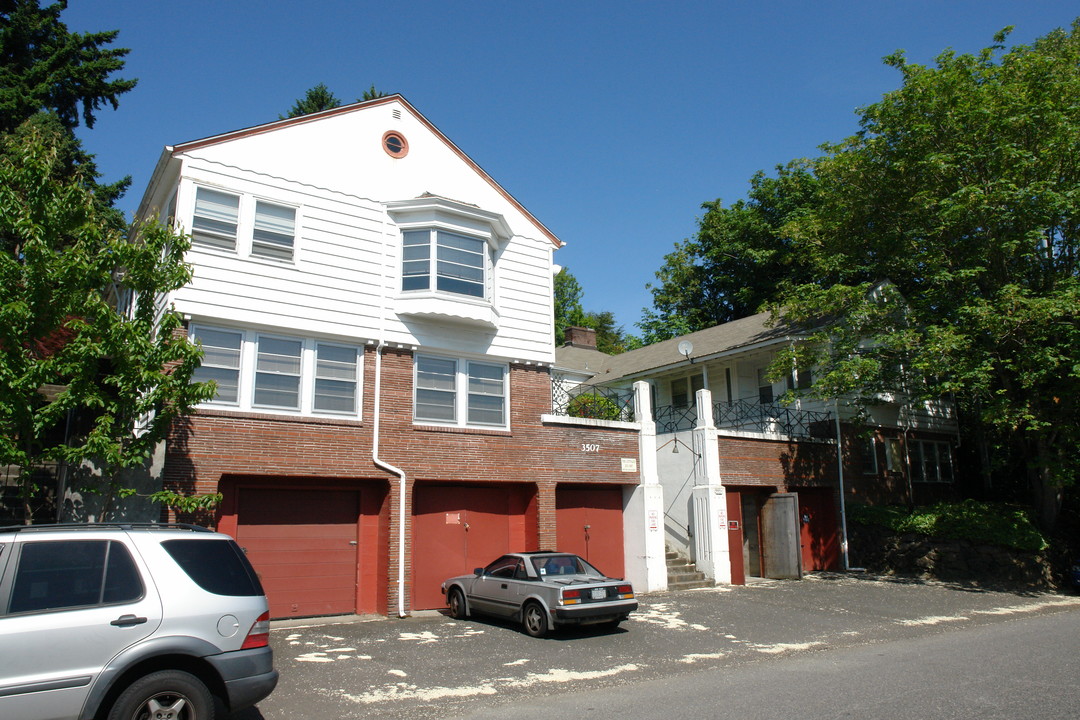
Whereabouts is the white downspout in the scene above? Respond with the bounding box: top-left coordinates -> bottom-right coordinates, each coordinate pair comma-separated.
374,210 -> 409,618
373,342 -> 408,617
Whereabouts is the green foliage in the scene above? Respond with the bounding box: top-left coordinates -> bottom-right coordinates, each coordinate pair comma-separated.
148,490 -> 223,514
848,501 -> 1048,552
638,161 -> 820,344
567,393 -> 623,421
281,82 -> 341,119
361,84 -> 388,101
553,267 -> 586,345
281,83 -> 391,120
0,119 -> 215,521
771,21 -> 1080,529
553,267 -> 640,353
0,0 -> 136,133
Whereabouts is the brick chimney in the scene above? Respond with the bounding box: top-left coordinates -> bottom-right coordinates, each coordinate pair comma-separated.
565,326 -> 597,349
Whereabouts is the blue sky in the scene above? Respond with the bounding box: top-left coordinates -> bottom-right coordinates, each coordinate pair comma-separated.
64,1 -> 1077,336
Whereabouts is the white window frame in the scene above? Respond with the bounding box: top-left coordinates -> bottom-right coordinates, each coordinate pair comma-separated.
414,354 -> 508,429
401,228 -> 490,299
188,326 -> 363,419
253,334 -> 304,411
188,184 -> 300,264
313,343 -> 361,415
190,325 -> 244,405
251,199 -> 297,262
191,187 -> 240,252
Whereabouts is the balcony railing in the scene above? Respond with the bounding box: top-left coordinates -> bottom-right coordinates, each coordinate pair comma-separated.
550,377 -> 635,423
654,400 -> 832,439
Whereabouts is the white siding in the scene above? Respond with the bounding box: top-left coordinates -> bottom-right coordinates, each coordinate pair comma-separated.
157,99 -> 556,365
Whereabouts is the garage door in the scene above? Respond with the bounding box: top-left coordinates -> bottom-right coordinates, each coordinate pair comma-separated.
556,487 -> 625,579
413,486 -> 531,610
235,488 -> 360,619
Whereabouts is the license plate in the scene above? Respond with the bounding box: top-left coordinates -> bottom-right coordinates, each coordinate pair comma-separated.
591,587 -> 607,600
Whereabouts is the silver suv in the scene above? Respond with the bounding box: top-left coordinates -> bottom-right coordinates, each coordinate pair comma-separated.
0,523 -> 278,720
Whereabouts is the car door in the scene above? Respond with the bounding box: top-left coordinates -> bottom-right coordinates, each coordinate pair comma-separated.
468,556 -> 521,617
0,537 -> 163,720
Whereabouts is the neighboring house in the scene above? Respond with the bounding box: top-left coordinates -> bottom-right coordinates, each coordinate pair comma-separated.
555,312 -> 959,584
135,96 -> 667,618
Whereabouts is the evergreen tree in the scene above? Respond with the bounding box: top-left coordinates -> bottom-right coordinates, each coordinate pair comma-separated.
281,82 -> 341,119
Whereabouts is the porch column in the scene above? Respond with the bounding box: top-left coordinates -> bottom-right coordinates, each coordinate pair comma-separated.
624,380 -> 667,592
691,388 -> 731,584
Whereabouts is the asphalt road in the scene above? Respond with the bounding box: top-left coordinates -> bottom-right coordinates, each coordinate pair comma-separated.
235,574 -> 1080,720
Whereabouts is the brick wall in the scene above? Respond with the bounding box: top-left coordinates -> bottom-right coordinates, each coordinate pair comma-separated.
163,345 -> 640,613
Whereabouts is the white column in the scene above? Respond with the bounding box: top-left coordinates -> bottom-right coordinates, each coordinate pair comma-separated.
690,388 -> 731,584
623,380 -> 668,592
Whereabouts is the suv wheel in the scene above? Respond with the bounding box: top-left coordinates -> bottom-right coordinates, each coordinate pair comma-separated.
108,669 -> 213,720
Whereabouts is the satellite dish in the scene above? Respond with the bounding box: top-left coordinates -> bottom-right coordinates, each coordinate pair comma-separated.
677,340 -> 694,359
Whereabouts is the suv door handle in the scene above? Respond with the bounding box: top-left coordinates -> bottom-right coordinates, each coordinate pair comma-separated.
111,614 -> 148,627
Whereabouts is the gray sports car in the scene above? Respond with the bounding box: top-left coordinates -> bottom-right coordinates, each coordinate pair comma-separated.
440,551 -> 637,637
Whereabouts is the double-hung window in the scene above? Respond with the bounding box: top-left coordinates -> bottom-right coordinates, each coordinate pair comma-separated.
254,336 -> 303,410
252,200 -> 296,261
192,188 -> 240,251
314,343 -> 359,414
192,326 -> 243,404
402,230 -> 487,298
414,355 -> 506,427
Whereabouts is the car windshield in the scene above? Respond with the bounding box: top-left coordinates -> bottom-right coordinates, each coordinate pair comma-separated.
531,554 -> 604,578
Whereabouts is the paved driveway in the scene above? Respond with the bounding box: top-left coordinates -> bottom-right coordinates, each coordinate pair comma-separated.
238,574 -> 1080,719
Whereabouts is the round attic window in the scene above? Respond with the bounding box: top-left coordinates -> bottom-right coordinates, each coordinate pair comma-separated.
383,131 -> 409,158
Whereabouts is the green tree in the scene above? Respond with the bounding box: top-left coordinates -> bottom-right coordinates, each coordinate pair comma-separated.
0,0 -> 136,133
0,0 -> 136,214
638,161 -> 820,344
553,267 -> 586,346
281,82 -> 341,119
281,83 -> 391,120
0,119 -> 214,522
774,23 -> 1080,530
361,84 -> 388,101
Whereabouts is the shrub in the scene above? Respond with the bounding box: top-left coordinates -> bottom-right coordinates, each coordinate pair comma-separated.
567,393 -> 623,421
848,500 -> 1047,552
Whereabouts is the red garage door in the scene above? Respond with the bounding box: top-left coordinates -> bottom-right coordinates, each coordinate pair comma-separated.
235,488 -> 360,619
412,485 -> 533,610
556,487 -> 625,579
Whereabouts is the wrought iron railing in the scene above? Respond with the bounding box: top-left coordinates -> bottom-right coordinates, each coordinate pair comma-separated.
654,404 -> 698,434
652,400 -> 832,439
713,400 -> 832,439
550,377 -> 635,422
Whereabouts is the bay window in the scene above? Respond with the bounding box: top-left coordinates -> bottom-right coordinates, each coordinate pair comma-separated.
402,229 -> 487,298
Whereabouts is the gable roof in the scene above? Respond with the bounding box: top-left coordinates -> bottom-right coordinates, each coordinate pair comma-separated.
564,311 -> 803,384
141,95 -> 561,248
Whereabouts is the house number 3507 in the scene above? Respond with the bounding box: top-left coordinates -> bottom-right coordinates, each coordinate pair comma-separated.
581,443 -> 600,453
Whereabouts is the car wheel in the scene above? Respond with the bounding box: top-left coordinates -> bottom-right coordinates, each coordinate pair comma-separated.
107,669 -> 213,720
447,587 -> 467,619
522,601 -> 549,638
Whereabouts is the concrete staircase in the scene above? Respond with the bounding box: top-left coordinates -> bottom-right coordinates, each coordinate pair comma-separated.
666,549 -> 712,590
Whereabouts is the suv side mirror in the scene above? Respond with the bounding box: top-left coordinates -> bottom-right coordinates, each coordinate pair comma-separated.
474,568 -> 484,576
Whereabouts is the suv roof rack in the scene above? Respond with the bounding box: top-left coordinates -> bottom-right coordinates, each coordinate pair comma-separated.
0,522 -> 214,534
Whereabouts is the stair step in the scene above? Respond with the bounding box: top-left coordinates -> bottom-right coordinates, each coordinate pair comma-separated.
668,579 -> 714,590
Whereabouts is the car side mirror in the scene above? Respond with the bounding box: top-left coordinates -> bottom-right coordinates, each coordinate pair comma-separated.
474,568 -> 484,576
